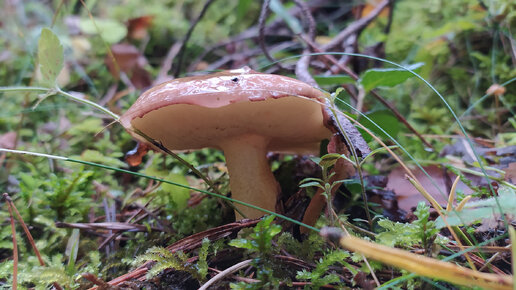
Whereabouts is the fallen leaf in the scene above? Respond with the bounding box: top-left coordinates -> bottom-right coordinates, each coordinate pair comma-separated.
127,16 -> 153,40
0,132 -> 17,149
105,43 -> 151,89
504,162 -> 516,183
105,43 -> 140,78
387,165 -> 472,212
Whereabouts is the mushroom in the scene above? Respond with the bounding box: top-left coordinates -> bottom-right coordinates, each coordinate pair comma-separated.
121,67 -> 368,219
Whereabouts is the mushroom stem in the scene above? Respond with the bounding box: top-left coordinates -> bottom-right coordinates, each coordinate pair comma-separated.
219,134 -> 279,219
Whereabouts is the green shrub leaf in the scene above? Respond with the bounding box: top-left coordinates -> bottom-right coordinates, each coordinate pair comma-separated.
79,18 -> 127,44
360,110 -> 400,139
359,62 -> 424,92
435,187 -> 516,229
38,28 -> 64,87
313,75 -> 355,86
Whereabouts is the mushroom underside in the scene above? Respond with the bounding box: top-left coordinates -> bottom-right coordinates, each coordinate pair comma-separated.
130,96 -> 332,219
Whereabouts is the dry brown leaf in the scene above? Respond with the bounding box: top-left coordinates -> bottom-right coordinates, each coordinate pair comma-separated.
387,165 -> 472,212
0,132 -> 17,149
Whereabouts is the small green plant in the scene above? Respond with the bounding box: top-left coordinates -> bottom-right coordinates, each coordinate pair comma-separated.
277,231 -> 325,261
6,242 -> 101,289
229,215 -> 282,289
299,153 -> 353,225
296,249 -> 352,289
133,237 -> 216,282
377,202 -> 448,253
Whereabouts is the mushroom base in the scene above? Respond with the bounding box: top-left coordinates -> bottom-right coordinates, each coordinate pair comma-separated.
220,134 -> 279,220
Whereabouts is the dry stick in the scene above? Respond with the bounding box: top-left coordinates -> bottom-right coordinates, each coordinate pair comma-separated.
50,0 -> 66,27
206,268 -> 326,287
56,222 -> 161,232
96,207 -> 164,250
258,0 -> 288,71
320,0 -> 390,51
199,259 -> 253,290
156,42 -> 182,82
173,0 -> 217,77
478,245 -> 511,272
4,193 -> 64,290
188,0 -> 325,71
294,0 -> 317,86
6,196 -> 44,266
301,35 -> 433,149
81,273 -> 115,289
98,198 -> 157,250
5,194 -> 18,290
327,105 -> 373,229
383,0 -> 395,35
131,202 -> 172,232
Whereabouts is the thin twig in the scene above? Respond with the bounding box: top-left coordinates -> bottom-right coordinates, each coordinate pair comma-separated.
98,197 -> 157,250
4,193 -> 64,290
55,222 -> 162,232
50,0 -> 65,28
81,273 -> 117,288
199,259 -> 253,290
189,0 -> 329,71
320,0 -> 390,51
156,42 -> 182,83
294,0 -> 317,86
7,195 -> 45,266
383,0 -> 395,35
259,0 -> 287,71
5,193 -> 18,290
173,0 -> 217,77
97,207 -> 162,250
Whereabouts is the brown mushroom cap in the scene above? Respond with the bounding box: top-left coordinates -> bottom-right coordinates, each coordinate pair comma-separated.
121,67 -> 333,219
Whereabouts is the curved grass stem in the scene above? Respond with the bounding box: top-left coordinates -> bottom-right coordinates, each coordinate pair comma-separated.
0,86 -> 120,121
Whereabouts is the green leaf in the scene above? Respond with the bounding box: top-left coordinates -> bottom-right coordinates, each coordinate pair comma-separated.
435,187 -> 516,229
38,28 -> 64,87
197,238 -> 211,279
360,110 -> 400,139
236,0 -> 253,25
377,219 -> 420,247
229,215 -> 282,254
318,153 -> 343,168
73,150 -> 128,168
228,238 -> 255,250
79,18 -> 127,44
144,167 -> 191,210
269,0 -> 302,34
299,181 -> 323,189
313,75 -> 355,86
161,172 -> 191,210
65,229 -> 80,273
359,62 -> 424,92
